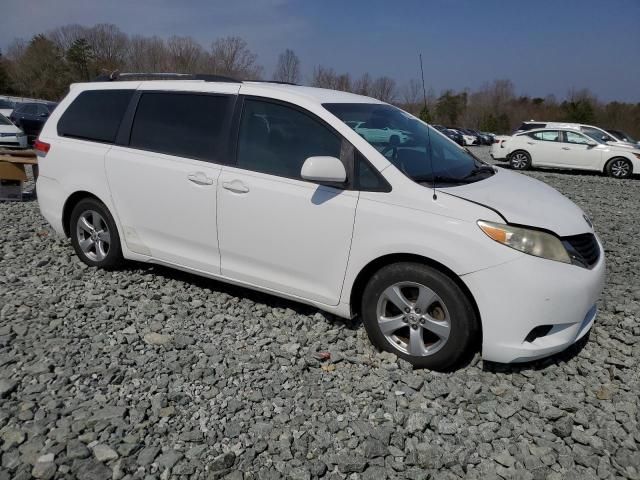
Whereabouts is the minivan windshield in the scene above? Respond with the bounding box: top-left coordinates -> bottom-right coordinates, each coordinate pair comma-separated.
324,103 -> 494,186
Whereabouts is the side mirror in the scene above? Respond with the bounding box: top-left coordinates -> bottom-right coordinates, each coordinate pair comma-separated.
301,156 -> 346,184
39,112 -> 49,118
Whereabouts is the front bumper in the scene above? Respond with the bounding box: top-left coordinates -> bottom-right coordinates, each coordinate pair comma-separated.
462,239 -> 605,363
0,135 -> 28,149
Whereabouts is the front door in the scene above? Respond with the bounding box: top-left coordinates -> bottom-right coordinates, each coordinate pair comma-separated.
558,131 -> 602,170
105,91 -> 235,273
217,98 -> 358,305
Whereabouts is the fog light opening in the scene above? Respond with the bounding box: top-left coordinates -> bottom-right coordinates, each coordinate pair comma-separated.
524,325 -> 553,343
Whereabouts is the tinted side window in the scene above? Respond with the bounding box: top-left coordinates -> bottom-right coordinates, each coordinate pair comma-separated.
236,99 -> 341,179
564,131 -> 591,144
130,92 -> 231,162
58,90 -> 134,143
519,123 -> 545,131
529,130 -> 559,142
22,105 -> 38,115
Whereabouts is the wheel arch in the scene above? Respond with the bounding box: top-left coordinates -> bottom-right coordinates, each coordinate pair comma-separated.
62,191 -> 110,237
348,253 -> 482,337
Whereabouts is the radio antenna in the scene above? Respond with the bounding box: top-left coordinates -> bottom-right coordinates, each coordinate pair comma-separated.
419,53 -> 436,200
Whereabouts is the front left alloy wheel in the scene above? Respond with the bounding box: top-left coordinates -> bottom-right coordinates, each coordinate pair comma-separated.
361,262 -> 478,370
70,198 -> 123,268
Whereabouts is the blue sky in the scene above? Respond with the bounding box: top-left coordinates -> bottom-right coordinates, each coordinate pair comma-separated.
1,0 -> 639,101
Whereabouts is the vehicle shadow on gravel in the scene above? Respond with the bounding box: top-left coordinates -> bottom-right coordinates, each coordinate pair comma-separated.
126,261 -> 363,331
499,163 -> 639,179
482,331 -> 590,373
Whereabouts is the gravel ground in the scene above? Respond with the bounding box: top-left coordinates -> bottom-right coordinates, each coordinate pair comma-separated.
0,147 -> 638,480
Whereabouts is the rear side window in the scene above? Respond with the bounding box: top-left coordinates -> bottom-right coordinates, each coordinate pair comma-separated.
58,90 -> 134,143
529,130 -> 559,142
236,99 -> 341,179
129,92 -> 232,162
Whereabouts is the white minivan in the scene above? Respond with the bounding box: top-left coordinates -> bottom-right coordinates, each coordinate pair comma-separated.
35,75 -> 605,370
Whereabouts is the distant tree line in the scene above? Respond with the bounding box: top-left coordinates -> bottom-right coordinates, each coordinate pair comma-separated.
0,23 -> 638,136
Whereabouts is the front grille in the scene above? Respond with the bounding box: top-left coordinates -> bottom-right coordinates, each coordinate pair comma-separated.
563,233 -> 600,268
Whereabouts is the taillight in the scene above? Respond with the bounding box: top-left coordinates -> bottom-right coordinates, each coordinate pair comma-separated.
34,139 -> 50,157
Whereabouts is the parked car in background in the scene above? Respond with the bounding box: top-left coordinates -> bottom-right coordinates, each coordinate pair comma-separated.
492,127 -> 639,178
514,121 -> 635,149
0,113 -> 28,149
35,76 -> 605,369
9,102 -> 57,143
450,128 -> 477,146
433,125 -> 464,146
0,99 -> 15,118
606,129 -> 639,146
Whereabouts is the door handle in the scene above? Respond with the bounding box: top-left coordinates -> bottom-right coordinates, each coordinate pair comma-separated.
188,172 -> 214,185
222,180 -> 250,194
526,142 -> 535,145
561,147 -> 570,150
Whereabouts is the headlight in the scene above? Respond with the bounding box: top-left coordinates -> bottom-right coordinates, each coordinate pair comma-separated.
16,132 -> 25,138
478,220 -> 571,264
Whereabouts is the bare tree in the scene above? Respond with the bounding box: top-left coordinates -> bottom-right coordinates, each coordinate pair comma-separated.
126,35 -> 167,72
370,76 -> 396,102
353,72 -> 372,96
272,49 -> 300,83
207,36 -> 262,79
85,24 -> 129,72
167,36 -> 204,73
311,65 -> 338,89
47,24 -> 89,52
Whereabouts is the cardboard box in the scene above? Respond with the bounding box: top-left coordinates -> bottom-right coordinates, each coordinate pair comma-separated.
0,161 -> 27,181
0,179 -> 23,201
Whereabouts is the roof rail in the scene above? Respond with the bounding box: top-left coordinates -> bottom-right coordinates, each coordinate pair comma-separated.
245,80 -> 299,86
92,71 -> 241,83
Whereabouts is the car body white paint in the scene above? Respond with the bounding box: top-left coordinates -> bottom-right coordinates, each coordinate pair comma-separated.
0,114 -> 27,149
495,128 -> 640,174
36,80 -> 605,363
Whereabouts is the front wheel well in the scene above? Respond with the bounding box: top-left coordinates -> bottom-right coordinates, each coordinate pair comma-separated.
349,253 -> 481,332
62,191 -> 105,237
604,156 -> 632,174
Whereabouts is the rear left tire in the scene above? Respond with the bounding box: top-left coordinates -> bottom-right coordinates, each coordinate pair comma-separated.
509,150 -> 531,170
69,198 -> 123,269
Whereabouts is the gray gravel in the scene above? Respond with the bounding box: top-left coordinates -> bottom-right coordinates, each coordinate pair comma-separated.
0,146 -> 638,479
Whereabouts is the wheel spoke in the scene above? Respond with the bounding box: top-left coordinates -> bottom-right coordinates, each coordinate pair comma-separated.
408,327 -> 426,356
79,217 -> 93,233
79,238 -> 93,253
421,316 -> 450,340
415,286 -> 437,312
97,230 -> 110,245
383,285 -> 412,312
378,315 -> 406,334
95,241 -> 107,261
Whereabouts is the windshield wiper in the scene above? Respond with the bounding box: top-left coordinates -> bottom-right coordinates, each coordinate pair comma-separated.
462,165 -> 495,180
414,175 -> 466,185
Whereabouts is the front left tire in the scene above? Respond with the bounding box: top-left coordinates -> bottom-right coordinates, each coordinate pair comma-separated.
361,262 -> 478,371
69,198 -> 123,269
605,157 -> 632,179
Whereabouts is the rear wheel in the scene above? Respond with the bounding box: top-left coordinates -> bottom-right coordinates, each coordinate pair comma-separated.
605,157 -> 632,179
361,262 -> 478,370
70,198 -> 123,268
509,150 -> 531,170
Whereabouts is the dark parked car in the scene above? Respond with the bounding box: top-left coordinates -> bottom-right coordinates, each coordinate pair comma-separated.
9,102 -> 57,143
606,129 -> 639,145
434,125 -> 464,146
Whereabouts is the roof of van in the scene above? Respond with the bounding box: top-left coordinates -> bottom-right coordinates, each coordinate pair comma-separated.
74,79 -> 385,106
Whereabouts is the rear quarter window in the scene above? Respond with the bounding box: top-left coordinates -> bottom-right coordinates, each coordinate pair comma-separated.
57,90 -> 134,143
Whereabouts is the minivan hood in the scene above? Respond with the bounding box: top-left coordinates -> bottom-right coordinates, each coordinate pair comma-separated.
445,168 -> 591,237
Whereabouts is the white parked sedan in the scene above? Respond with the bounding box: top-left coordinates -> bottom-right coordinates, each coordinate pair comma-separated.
492,128 -> 639,178
0,113 -> 28,149
35,77 -> 605,369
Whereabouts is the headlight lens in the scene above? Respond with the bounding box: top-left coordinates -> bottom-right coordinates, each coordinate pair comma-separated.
478,220 -> 571,264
